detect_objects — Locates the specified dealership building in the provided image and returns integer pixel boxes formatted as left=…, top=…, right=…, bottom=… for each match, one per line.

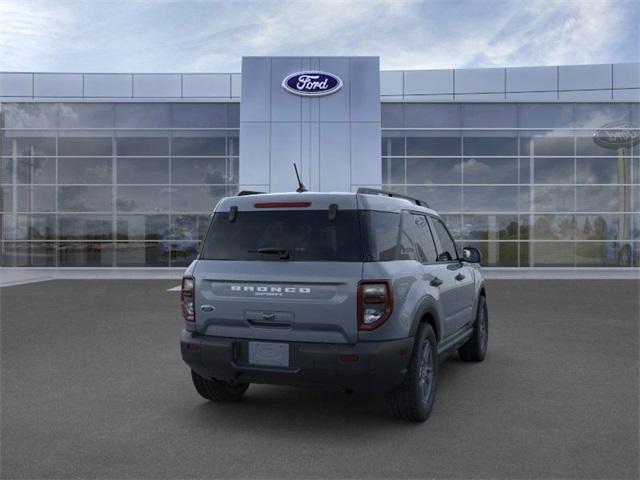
left=0, top=57, right=638, bottom=270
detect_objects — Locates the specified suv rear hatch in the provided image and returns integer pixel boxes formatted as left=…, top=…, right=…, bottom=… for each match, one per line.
left=193, top=194, right=363, bottom=344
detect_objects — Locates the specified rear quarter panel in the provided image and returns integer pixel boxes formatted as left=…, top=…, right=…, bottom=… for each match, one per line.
left=359, top=260, right=439, bottom=342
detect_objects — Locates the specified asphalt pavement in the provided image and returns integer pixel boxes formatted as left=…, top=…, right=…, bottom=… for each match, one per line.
left=1, top=279, right=638, bottom=479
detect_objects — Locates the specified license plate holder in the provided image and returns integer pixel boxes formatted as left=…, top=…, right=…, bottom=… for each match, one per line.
left=248, top=341, right=289, bottom=367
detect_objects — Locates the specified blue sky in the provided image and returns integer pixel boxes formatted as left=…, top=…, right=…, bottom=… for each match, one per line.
left=0, top=0, right=638, bottom=72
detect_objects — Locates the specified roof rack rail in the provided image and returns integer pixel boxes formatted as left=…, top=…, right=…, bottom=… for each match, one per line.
left=237, top=190, right=266, bottom=196
left=356, top=187, right=429, bottom=208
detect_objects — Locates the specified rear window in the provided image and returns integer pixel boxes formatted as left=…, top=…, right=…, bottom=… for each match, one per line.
left=200, top=210, right=364, bottom=261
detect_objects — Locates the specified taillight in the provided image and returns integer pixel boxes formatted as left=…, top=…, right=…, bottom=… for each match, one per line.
left=181, top=275, right=195, bottom=322
left=357, top=280, right=393, bottom=330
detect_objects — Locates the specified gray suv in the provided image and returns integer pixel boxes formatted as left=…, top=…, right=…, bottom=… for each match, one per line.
left=180, top=188, right=488, bottom=422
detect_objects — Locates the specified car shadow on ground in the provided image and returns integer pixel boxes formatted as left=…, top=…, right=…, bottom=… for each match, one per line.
left=184, top=356, right=470, bottom=434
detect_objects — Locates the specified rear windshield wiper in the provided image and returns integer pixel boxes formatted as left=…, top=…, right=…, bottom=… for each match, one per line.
left=248, top=247, right=290, bottom=260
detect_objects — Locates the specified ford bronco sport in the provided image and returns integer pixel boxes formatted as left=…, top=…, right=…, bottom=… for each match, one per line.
left=180, top=188, right=488, bottom=422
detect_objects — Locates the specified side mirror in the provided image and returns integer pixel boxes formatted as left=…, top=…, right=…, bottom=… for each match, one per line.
left=462, top=247, right=482, bottom=264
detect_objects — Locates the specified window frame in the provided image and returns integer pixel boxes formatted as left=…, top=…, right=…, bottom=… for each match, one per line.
left=403, top=210, right=439, bottom=265
left=428, top=215, right=460, bottom=263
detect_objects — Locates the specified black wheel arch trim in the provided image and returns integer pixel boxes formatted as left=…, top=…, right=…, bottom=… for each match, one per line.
left=409, top=295, right=443, bottom=342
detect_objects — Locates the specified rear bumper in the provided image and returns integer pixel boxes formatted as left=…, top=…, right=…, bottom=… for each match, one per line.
left=181, top=330, right=414, bottom=394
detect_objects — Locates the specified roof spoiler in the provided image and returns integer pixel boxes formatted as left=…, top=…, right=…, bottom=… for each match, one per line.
left=356, top=187, right=429, bottom=208
left=236, top=190, right=266, bottom=196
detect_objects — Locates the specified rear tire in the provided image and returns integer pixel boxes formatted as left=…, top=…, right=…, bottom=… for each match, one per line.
left=458, top=295, right=488, bottom=362
left=191, top=370, right=249, bottom=402
left=384, top=324, right=438, bottom=422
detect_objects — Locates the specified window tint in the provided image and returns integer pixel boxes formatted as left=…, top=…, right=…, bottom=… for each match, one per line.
left=414, top=215, right=439, bottom=262
left=401, top=213, right=438, bottom=263
left=431, top=218, right=458, bottom=261
left=360, top=211, right=400, bottom=261
left=201, top=210, right=363, bottom=262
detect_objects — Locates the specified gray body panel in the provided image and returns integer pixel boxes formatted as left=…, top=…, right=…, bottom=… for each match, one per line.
left=182, top=191, right=486, bottom=391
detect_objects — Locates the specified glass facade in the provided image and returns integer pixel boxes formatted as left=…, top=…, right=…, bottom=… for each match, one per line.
left=1, top=100, right=638, bottom=268
left=382, top=103, right=639, bottom=267
left=0, top=103, right=239, bottom=267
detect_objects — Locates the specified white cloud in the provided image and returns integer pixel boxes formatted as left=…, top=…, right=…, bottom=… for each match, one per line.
left=0, top=0, right=637, bottom=72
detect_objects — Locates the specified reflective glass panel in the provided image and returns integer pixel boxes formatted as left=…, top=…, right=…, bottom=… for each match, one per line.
left=169, top=214, right=211, bottom=241
left=171, top=104, right=228, bottom=128
left=382, top=158, right=405, bottom=184
left=461, top=104, right=517, bottom=128
left=169, top=241, right=200, bottom=267
left=533, top=186, right=575, bottom=212
left=463, top=186, right=519, bottom=212
left=462, top=214, right=519, bottom=240
left=576, top=186, right=628, bottom=212
left=520, top=135, right=574, bottom=156
left=576, top=157, right=630, bottom=184
left=17, top=186, right=56, bottom=212
left=171, top=186, right=228, bottom=212
left=2, top=214, right=56, bottom=240
left=114, top=104, right=171, bottom=128
left=381, top=134, right=404, bottom=156
left=58, top=158, right=112, bottom=184
left=116, top=157, right=169, bottom=184
left=517, top=104, right=573, bottom=129
left=2, top=242, right=56, bottom=266
left=116, top=242, right=169, bottom=267
left=381, top=104, right=404, bottom=128
left=533, top=158, right=575, bottom=184
left=171, top=158, right=228, bottom=184
left=406, top=158, right=461, bottom=184
left=463, top=137, right=518, bottom=156
left=406, top=134, right=460, bottom=156
left=573, top=104, right=631, bottom=128
left=116, top=136, right=168, bottom=156
left=16, top=157, right=56, bottom=184
left=530, top=241, right=575, bottom=266
left=2, top=104, right=59, bottom=128
left=58, top=137, right=112, bottom=156
left=0, top=158, right=12, bottom=184
left=58, top=186, right=111, bottom=212
left=405, top=104, right=461, bottom=128
left=59, top=104, right=114, bottom=128
left=462, top=158, right=518, bottom=184
left=116, top=186, right=170, bottom=213
left=58, top=215, right=112, bottom=240
left=116, top=214, right=169, bottom=241
left=171, top=136, right=226, bottom=156
left=575, top=242, right=632, bottom=267
left=441, top=214, right=462, bottom=240
left=1, top=136, right=56, bottom=156
left=462, top=241, right=518, bottom=267
left=405, top=186, right=462, bottom=212
left=1, top=186, right=12, bottom=211
left=58, top=242, right=114, bottom=267
left=533, top=214, right=576, bottom=240
left=576, top=136, right=624, bottom=157
left=576, top=214, right=632, bottom=241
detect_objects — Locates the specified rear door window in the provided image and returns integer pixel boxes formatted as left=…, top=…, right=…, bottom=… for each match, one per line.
left=200, top=210, right=363, bottom=261
left=407, top=213, right=438, bottom=263
left=430, top=217, right=459, bottom=262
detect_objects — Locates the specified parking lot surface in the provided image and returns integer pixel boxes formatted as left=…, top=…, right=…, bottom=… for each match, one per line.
left=1, top=279, right=638, bottom=479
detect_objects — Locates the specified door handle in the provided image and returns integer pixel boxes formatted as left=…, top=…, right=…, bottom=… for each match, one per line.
left=455, top=273, right=466, bottom=281
left=429, top=277, right=443, bottom=287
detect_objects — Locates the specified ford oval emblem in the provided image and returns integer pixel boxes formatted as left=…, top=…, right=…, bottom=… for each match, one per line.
left=282, top=71, right=343, bottom=97
left=593, top=121, right=639, bottom=149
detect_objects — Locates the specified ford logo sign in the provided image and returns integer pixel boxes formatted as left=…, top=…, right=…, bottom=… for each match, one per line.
left=282, top=71, right=343, bottom=97
left=593, top=121, right=639, bottom=149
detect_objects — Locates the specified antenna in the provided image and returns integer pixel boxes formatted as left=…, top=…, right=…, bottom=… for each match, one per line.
left=293, top=163, right=308, bottom=193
